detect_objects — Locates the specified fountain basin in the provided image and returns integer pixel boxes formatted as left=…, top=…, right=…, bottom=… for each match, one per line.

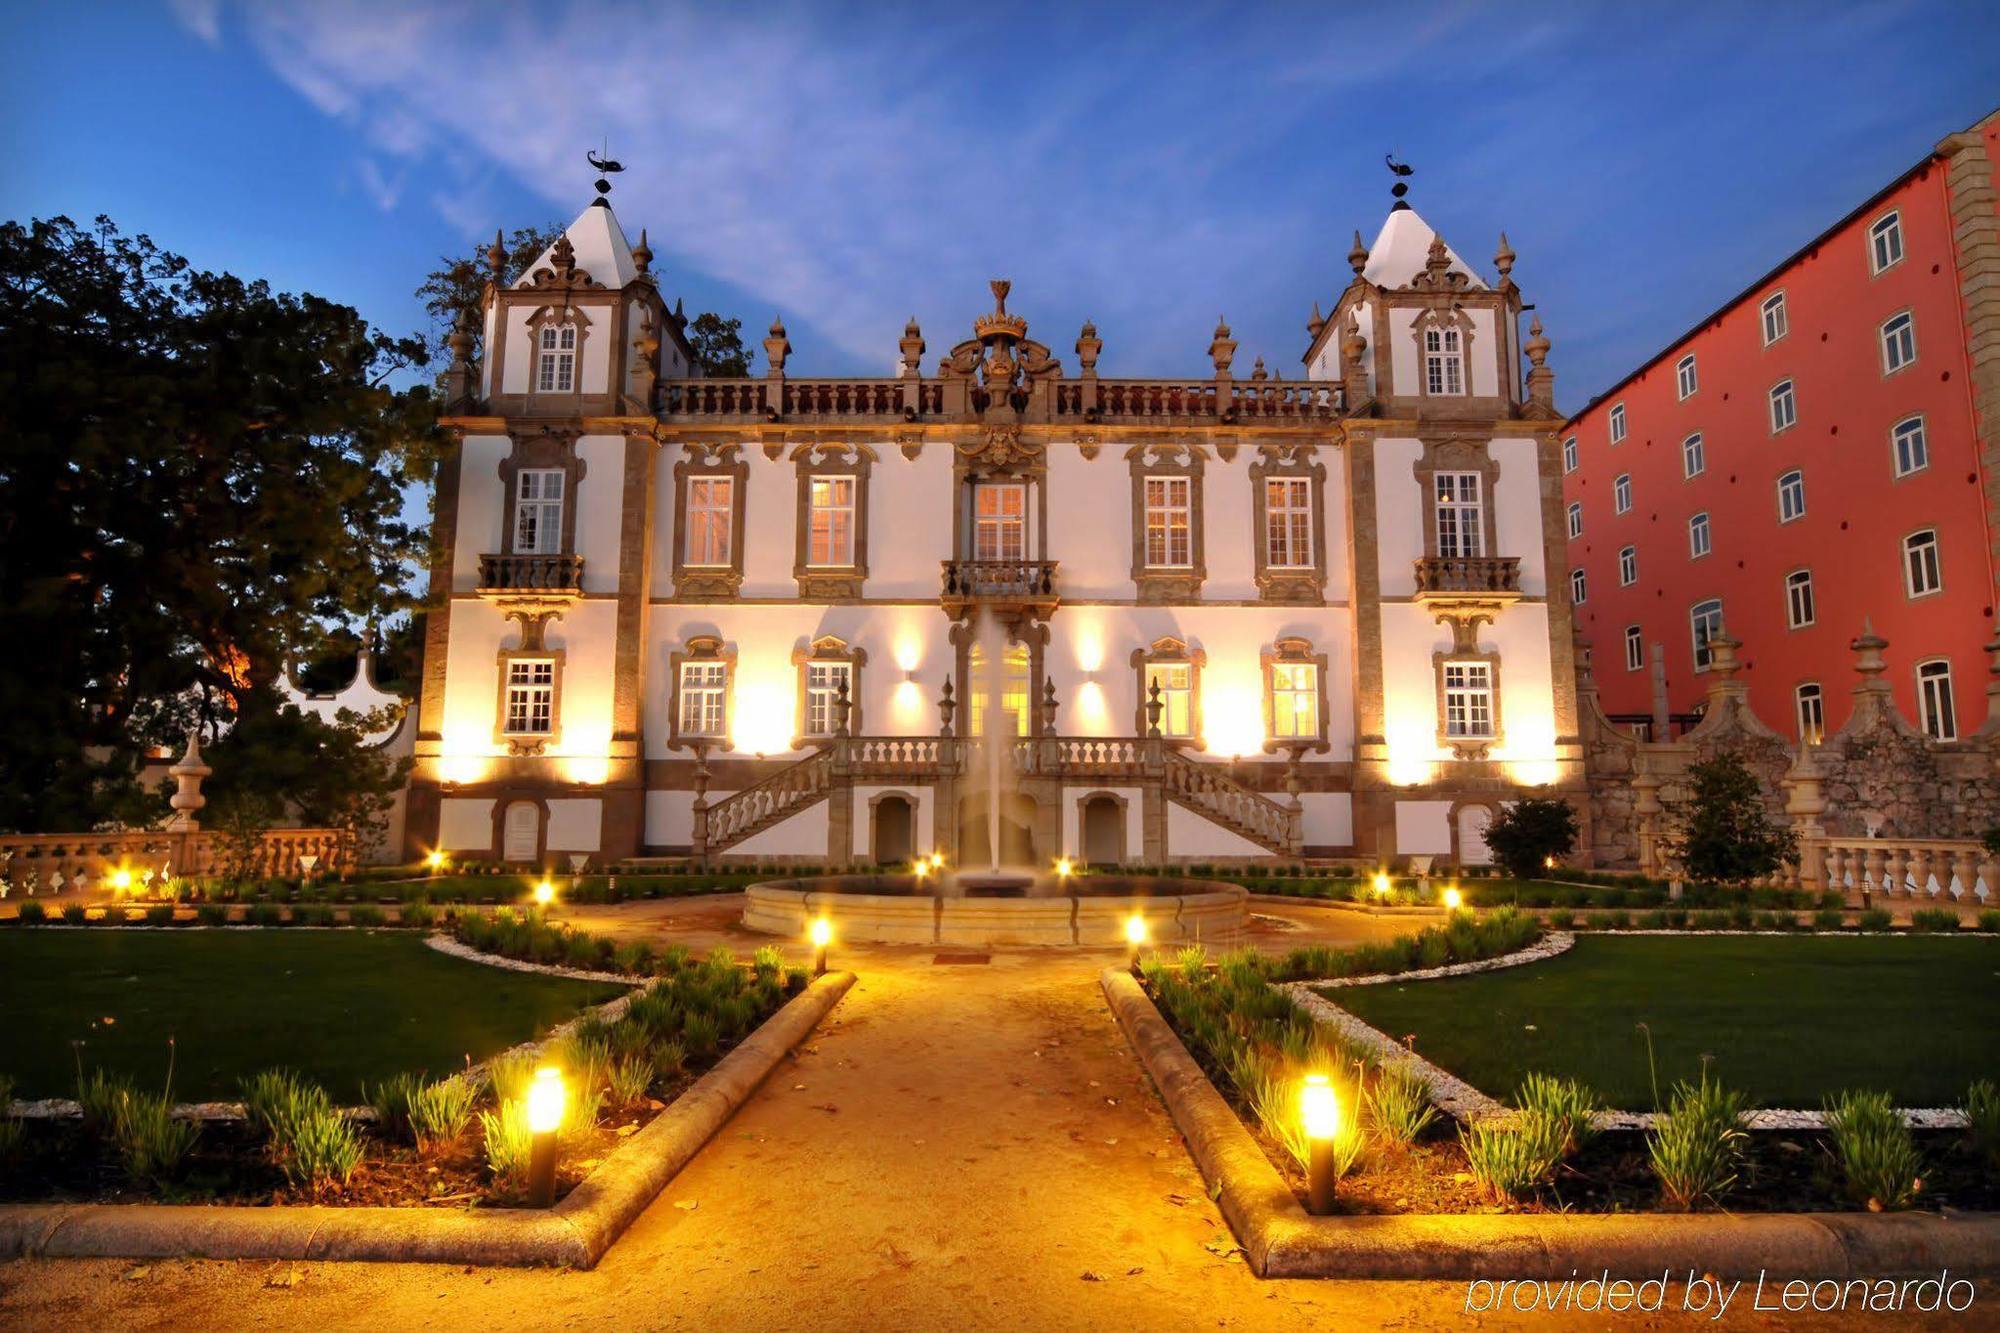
left=742, top=875, right=1248, bottom=948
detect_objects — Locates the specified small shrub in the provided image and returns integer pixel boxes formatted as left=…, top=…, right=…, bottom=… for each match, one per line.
left=0, top=1075, right=22, bottom=1160
left=241, top=1069, right=333, bottom=1157
left=1648, top=1071, right=1749, bottom=1210
left=681, top=1013, right=719, bottom=1060
left=616, top=941, right=657, bottom=975
left=1857, top=908, right=1894, bottom=933
left=365, top=1071, right=422, bottom=1143
left=1176, top=943, right=1208, bottom=981
left=1603, top=909, right=1631, bottom=930
left=650, top=1039, right=687, bottom=1082
left=63, top=903, right=90, bottom=925
left=247, top=903, right=281, bottom=927
left=1482, top=797, right=1579, bottom=880
left=196, top=903, right=228, bottom=927
left=1692, top=909, right=1730, bottom=931
left=144, top=904, right=175, bottom=926
left=76, top=1067, right=133, bottom=1134
left=294, top=904, right=335, bottom=928
left=1823, top=1089, right=1923, bottom=1211
left=478, top=1099, right=534, bottom=1187
left=1812, top=908, right=1846, bottom=932
left=484, top=1050, right=538, bottom=1104
left=1546, top=909, right=1574, bottom=931
left=1367, top=1061, right=1437, bottom=1149
left=401, top=901, right=436, bottom=930
left=1459, top=1119, right=1558, bottom=1202
left=348, top=903, right=386, bottom=928
left=1908, top=908, right=1958, bottom=934
left=1960, top=1080, right=2000, bottom=1172
left=608, top=1056, right=652, bottom=1107
left=281, top=1104, right=363, bottom=1196
left=1978, top=909, right=2000, bottom=935
left=16, top=901, right=47, bottom=925
left=1636, top=909, right=1667, bottom=930
left=112, top=1089, right=198, bottom=1187
left=1517, top=1072, right=1601, bottom=1159
left=408, top=1075, right=478, bottom=1157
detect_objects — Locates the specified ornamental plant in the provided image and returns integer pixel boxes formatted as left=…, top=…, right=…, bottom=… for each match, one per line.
left=1481, top=797, right=1579, bottom=880
left=408, top=1075, right=478, bottom=1157
left=1648, top=1069, right=1749, bottom=1210
left=1659, top=753, right=1798, bottom=883
left=1823, top=1089, right=1923, bottom=1211
left=1960, top=1080, right=2000, bottom=1172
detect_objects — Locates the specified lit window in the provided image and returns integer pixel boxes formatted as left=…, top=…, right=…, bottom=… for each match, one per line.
left=1682, top=433, right=1705, bottom=479
left=1688, top=511, right=1712, bottom=558
left=1434, top=472, right=1484, bottom=558
left=1690, top=599, right=1723, bottom=672
left=685, top=476, right=735, bottom=566
left=1917, top=660, right=1956, bottom=741
left=807, top=475, right=856, bottom=567
left=1777, top=469, right=1806, bottom=523
left=1264, top=477, right=1313, bottom=568
left=1424, top=325, right=1464, bottom=395
left=1608, top=402, right=1627, bottom=444
left=1795, top=682, right=1824, bottom=745
left=1268, top=661, right=1318, bottom=740
left=1892, top=416, right=1928, bottom=477
left=1613, top=473, right=1632, bottom=514
left=967, top=643, right=1030, bottom=738
left=1146, top=662, right=1194, bottom=738
left=1675, top=354, right=1697, bottom=400
left=1880, top=311, right=1916, bottom=374
left=514, top=469, right=565, bottom=555
left=677, top=661, right=728, bottom=738
left=1569, top=568, right=1587, bottom=604
left=1623, top=625, right=1644, bottom=672
left=1761, top=291, right=1788, bottom=345
left=1562, top=436, right=1578, bottom=473
left=1769, top=380, right=1797, bottom=433
left=974, top=483, right=1026, bottom=561
left=1143, top=475, right=1193, bottom=568
left=803, top=660, right=852, bottom=737
left=1618, top=545, right=1637, bottom=586
left=503, top=659, right=555, bottom=736
left=1785, top=569, right=1815, bottom=629
left=1442, top=661, right=1495, bottom=739
left=1566, top=501, right=1582, bottom=540
left=1869, top=211, right=1904, bottom=274
left=536, top=323, right=576, bottom=393
left=1903, top=529, right=1941, bottom=597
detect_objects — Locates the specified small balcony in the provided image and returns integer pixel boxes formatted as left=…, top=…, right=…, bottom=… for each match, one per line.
left=940, top=559, right=1059, bottom=621
left=1412, top=555, right=1522, bottom=610
left=477, top=553, right=585, bottom=602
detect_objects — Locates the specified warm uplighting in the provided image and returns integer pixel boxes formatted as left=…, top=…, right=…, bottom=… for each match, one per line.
left=534, top=879, right=556, bottom=907
left=1300, top=1072, right=1342, bottom=1215
left=1371, top=872, right=1391, bottom=897
left=424, top=850, right=447, bottom=873
left=1054, top=856, right=1074, bottom=880
left=110, top=868, right=133, bottom=895
left=731, top=680, right=795, bottom=756
left=911, top=858, right=930, bottom=880
left=1124, top=912, right=1148, bottom=947
left=438, top=752, right=494, bottom=786
left=928, top=852, right=945, bottom=871
left=1543, top=856, right=1557, bottom=871
left=561, top=753, right=611, bottom=786
left=1442, top=886, right=1463, bottom=911
left=525, top=1065, right=565, bottom=1208
left=809, top=916, right=832, bottom=975
left=1201, top=687, right=1264, bottom=759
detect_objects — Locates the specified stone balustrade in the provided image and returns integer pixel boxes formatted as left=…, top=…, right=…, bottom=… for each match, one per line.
left=0, top=828, right=354, bottom=896
left=1814, top=836, right=1996, bottom=904
left=476, top=552, right=585, bottom=595
left=1413, top=555, right=1523, bottom=596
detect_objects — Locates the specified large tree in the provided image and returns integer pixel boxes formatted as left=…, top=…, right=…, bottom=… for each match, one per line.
left=0, top=215, right=440, bottom=831
left=417, top=225, right=750, bottom=377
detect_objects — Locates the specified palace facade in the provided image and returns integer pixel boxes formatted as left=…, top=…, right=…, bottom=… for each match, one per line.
left=408, top=191, right=1584, bottom=869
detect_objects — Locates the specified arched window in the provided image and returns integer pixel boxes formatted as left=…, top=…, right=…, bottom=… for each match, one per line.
left=1769, top=379, right=1797, bottom=433
left=1869, top=211, right=1904, bottom=273
left=1760, top=291, right=1788, bottom=345
left=1891, top=416, right=1927, bottom=477
left=1794, top=682, right=1824, bottom=745
left=1682, top=432, right=1704, bottom=478
left=1777, top=469, right=1805, bottom=523
left=1916, top=660, right=1955, bottom=740
left=1880, top=311, right=1916, bottom=374
left=1784, top=569, right=1815, bottom=629
left=1903, top=529, right=1941, bottom=597
left=1675, top=353, right=1697, bottom=400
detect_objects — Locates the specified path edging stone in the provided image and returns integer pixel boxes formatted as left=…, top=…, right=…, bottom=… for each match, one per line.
left=1100, top=968, right=2000, bottom=1280
left=0, top=972, right=854, bottom=1268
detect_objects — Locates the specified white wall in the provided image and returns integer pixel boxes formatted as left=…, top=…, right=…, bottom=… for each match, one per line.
left=1489, top=436, right=1546, bottom=595
left=453, top=435, right=511, bottom=593
left=574, top=435, right=627, bottom=594
left=1301, top=793, right=1352, bottom=847
left=545, top=798, right=603, bottom=853
left=439, top=798, right=495, bottom=851
left=1377, top=601, right=1558, bottom=786
left=1060, top=784, right=1142, bottom=859
left=1394, top=799, right=1453, bottom=854
left=1166, top=803, right=1270, bottom=857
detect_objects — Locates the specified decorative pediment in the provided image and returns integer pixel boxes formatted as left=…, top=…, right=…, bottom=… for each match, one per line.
left=956, top=424, right=1043, bottom=472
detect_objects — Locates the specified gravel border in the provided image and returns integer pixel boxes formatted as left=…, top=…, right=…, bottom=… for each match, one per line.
left=1282, top=934, right=1973, bottom=1131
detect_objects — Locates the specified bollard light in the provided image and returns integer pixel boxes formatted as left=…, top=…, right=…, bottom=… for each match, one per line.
left=809, top=916, right=832, bottom=976
left=425, top=850, right=446, bottom=874
left=533, top=879, right=556, bottom=908
left=1124, top=911, right=1148, bottom=968
left=1371, top=872, right=1391, bottom=898
left=928, top=852, right=945, bottom=872
left=1055, top=856, right=1074, bottom=881
left=912, top=858, right=930, bottom=882
left=1442, top=885, right=1463, bottom=912
left=1543, top=855, right=1557, bottom=871
left=1300, top=1072, right=1341, bottom=1215
left=525, top=1065, right=566, bottom=1207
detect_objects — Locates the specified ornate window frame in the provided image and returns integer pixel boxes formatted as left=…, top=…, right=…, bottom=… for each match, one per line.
left=524, top=305, right=594, bottom=402
left=1260, top=635, right=1329, bottom=754
left=792, top=634, right=867, bottom=747
left=498, top=430, right=587, bottom=557
left=494, top=646, right=565, bottom=756
left=1434, top=650, right=1503, bottom=759
left=791, top=442, right=875, bottom=599
left=668, top=634, right=736, bottom=751
left=1412, top=438, right=1499, bottom=559
left=1410, top=307, right=1475, bottom=398
left=1126, top=442, right=1207, bottom=602
left=672, top=444, right=750, bottom=600
left=1249, top=443, right=1328, bottom=604
left=1129, top=636, right=1205, bottom=746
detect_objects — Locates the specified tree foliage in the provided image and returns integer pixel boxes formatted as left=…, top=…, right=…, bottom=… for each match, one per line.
left=0, top=215, right=438, bottom=831
left=1661, top=753, right=1799, bottom=883
left=203, top=684, right=410, bottom=845
left=686, top=311, right=751, bottom=376
left=1482, top=797, right=1580, bottom=880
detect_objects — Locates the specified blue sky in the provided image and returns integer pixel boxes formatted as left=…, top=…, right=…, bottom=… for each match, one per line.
left=3, top=2, right=1997, bottom=412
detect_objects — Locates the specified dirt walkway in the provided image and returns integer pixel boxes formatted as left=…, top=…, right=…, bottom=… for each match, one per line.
left=1, top=913, right=1980, bottom=1329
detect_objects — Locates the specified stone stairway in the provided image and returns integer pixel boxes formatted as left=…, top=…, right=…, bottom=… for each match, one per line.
left=1161, top=749, right=1297, bottom=855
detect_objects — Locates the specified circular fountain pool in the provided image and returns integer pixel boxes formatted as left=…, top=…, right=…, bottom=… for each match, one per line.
left=742, top=874, right=1248, bottom=947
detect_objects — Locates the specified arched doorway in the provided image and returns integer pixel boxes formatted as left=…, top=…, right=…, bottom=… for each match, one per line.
left=871, top=793, right=915, bottom=867
left=501, top=801, right=540, bottom=863
left=956, top=792, right=1037, bottom=868
left=1081, top=794, right=1125, bottom=867
left=1456, top=804, right=1495, bottom=867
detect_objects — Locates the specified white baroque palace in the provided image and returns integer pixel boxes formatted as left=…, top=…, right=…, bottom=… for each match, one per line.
left=410, top=192, right=1583, bottom=869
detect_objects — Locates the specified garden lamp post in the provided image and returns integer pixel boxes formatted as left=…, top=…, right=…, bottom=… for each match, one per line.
left=534, top=878, right=556, bottom=909
left=1442, top=885, right=1463, bottom=912
left=1300, top=1072, right=1341, bottom=1215
left=810, top=916, right=832, bottom=976
left=425, top=850, right=446, bottom=876
left=525, top=1065, right=566, bottom=1208
left=1124, top=912, right=1148, bottom=968
left=1371, top=872, right=1391, bottom=900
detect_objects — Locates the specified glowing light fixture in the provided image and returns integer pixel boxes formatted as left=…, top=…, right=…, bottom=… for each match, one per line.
left=928, top=852, right=945, bottom=872
left=1543, top=855, right=1557, bottom=871
left=809, top=916, right=832, bottom=975
left=110, top=868, right=133, bottom=895
left=525, top=1065, right=566, bottom=1207
left=1300, top=1072, right=1342, bottom=1214
left=1371, top=873, right=1391, bottom=898
left=425, top=850, right=446, bottom=873
left=1442, top=886, right=1464, bottom=912
left=1123, top=911, right=1148, bottom=967
left=534, top=879, right=556, bottom=907
left=1055, top=856, right=1074, bottom=880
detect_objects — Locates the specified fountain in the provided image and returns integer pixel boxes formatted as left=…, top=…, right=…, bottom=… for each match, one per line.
left=741, top=611, right=1247, bottom=946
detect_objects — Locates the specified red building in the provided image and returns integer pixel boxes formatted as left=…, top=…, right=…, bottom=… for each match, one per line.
left=1563, top=108, right=2000, bottom=744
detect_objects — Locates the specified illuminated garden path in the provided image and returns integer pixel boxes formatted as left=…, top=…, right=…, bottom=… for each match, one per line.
left=0, top=901, right=1960, bottom=1329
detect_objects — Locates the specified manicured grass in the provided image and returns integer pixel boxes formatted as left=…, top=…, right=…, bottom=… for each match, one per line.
left=0, top=931, right=625, bottom=1102
left=1328, top=935, right=2000, bottom=1110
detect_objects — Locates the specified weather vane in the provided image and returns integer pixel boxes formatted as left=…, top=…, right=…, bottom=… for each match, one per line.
left=1386, top=153, right=1413, bottom=212
left=587, top=142, right=624, bottom=208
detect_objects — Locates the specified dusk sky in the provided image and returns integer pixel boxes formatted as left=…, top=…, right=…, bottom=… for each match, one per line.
left=4, top=2, right=1998, bottom=412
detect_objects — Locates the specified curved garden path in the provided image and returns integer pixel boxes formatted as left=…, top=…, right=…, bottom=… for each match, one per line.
left=0, top=899, right=1970, bottom=1329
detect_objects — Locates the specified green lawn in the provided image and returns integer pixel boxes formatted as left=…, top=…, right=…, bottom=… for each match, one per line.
left=0, top=931, right=626, bottom=1102
left=1328, top=936, right=2000, bottom=1110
